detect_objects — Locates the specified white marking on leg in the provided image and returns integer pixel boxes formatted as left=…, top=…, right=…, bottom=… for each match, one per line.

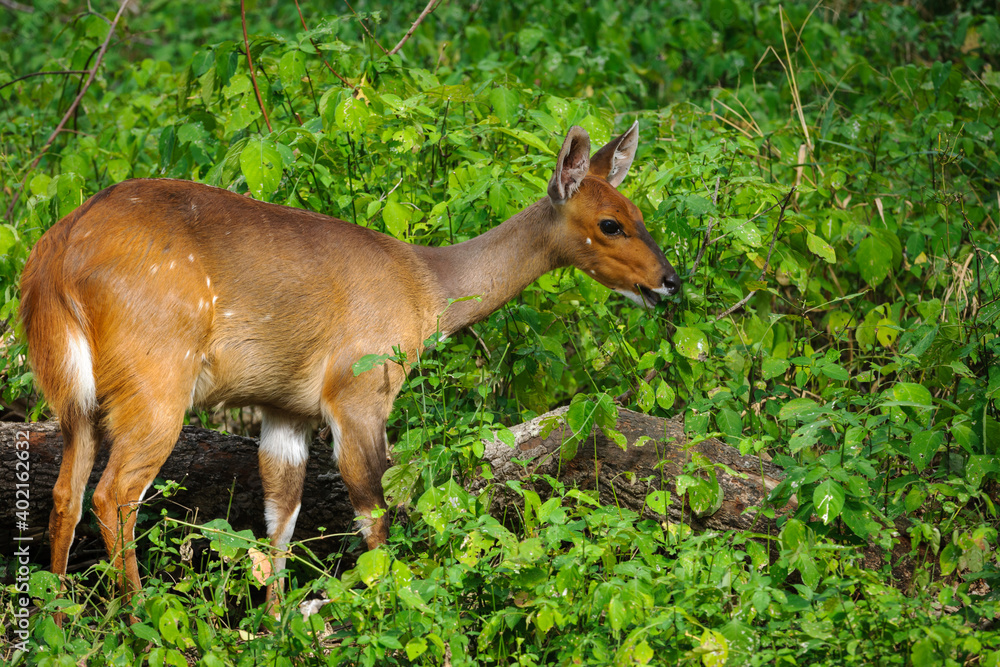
left=320, top=411, right=343, bottom=461
left=65, top=329, right=97, bottom=413
left=259, top=413, right=310, bottom=467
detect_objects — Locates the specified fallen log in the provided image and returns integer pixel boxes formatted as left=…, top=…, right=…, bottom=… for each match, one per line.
left=0, top=408, right=789, bottom=568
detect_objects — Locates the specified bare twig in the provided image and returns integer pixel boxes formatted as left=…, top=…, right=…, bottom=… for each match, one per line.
left=344, top=0, right=389, bottom=55
left=4, top=0, right=131, bottom=222
left=292, top=0, right=355, bottom=91
left=240, top=0, right=272, bottom=133
left=690, top=177, right=721, bottom=275
left=388, top=0, right=441, bottom=56
left=0, top=70, right=91, bottom=94
left=714, top=187, right=796, bottom=322
left=0, top=0, right=33, bottom=12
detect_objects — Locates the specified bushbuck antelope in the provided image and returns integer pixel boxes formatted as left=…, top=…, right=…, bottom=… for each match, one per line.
left=20, top=122, right=680, bottom=614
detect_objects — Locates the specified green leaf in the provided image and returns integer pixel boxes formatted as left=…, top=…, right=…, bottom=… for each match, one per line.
left=132, top=622, right=161, bottom=643
left=490, top=86, right=520, bottom=126
left=761, top=357, right=789, bottom=380
left=382, top=200, right=412, bottom=238
left=355, top=548, right=390, bottom=586
left=673, top=327, right=709, bottom=360
left=405, top=638, right=428, bottom=660
left=806, top=231, right=836, bottom=263
left=497, top=127, right=555, bottom=156
left=352, top=352, right=391, bottom=376
left=716, top=408, right=742, bottom=440
left=813, top=479, right=845, bottom=524
left=778, top=397, right=823, bottom=422
left=655, top=379, right=676, bottom=410
left=645, top=489, right=670, bottom=515
left=382, top=463, right=419, bottom=506
left=240, top=137, right=283, bottom=199
left=856, top=235, right=891, bottom=288
left=909, top=431, right=944, bottom=472
left=278, top=50, right=306, bottom=84
left=636, top=379, right=654, bottom=412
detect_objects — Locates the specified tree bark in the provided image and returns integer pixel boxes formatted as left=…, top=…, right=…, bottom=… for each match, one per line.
left=0, top=408, right=790, bottom=567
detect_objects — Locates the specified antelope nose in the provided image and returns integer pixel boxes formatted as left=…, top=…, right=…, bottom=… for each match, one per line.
left=662, top=269, right=681, bottom=296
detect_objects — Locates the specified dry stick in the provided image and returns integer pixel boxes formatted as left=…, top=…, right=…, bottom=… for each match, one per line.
left=240, top=0, right=272, bottom=133
left=292, top=0, right=355, bottom=91
left=344, top=0, right=389, bottom=55
left=714, top=187, right=797, bottom=322
left=4, top=0, right=131, bottom=222
left=388, top=0, right=441, bottom=56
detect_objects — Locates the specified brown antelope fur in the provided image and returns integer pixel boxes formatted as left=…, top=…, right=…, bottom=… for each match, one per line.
left=20, top=122, right=680, bottom=617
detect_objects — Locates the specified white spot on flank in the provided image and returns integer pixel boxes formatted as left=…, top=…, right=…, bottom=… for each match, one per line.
left=212, top=295, right=218, bottom=305
left=198, top=299, right=205, bottom=311
left=184, top=350, right=192, bottom=360
left=259, top=412, right=310, bottom=467
left=65, top=328, right=97, bottom=413
left=188, top=254, right=195, bottom=262
left=169, top=260, right=176, bottom=270
left=206, top=277, right=211, bottom=288
left=130, top=197, right=141, bottom=203
left=586, top=237, right=592, bottom=245
left=150, top=264, right=159, bottom=274
left=223, top=311, right=233, bottom=318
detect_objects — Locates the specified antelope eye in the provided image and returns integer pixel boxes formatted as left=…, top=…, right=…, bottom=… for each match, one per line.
left=599, top=219, right=623, bottom=236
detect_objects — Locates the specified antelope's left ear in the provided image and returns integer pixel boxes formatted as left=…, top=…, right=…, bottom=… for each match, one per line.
left=588, top=120, right=639, bottom=188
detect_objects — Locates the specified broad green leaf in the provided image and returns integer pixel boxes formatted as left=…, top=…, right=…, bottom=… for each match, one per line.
left=497, top=127, right=555, bottom=155
left=715, top=408, right=742, bottom=440
left=352, top=352, right=391, bottom=376
left=909, top=431, right=944, bottom=472
left=279, top=50, right=306, bottom=85
left=355, top=548, right=390, bottom=586
left=645, top=489, right=670, bottom=515
left=761, top=357, right=789, bottom=380
left=813, top=479, right=845, bottom=524
left=382, top=200, right=412, bottom=238
left=778, top=397, right=823, bottom=421
left=240, top=138, right=283, bottom=199
left=674, top=327, right=709, bottom=360
left=382, top=462, right=419, bottom=506
left=490, top=86, right=520, bottom=126
left=636, top=379, right=655, bottom=412
left=856, top=235, right=891, bottom=287
left=806, top=231, right=836, bottom=263
left=655, top=379, right=676, bottom=410
left=0, top=225, right=15, bottom=256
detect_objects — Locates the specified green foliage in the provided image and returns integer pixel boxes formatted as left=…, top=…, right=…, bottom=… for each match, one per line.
left=2, top=0, right=999, bottom=664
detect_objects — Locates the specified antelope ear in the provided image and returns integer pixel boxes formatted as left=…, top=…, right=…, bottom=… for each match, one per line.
left=588, top=121, right=639, bottom=188
left=548, top=126, right=591, bottom=204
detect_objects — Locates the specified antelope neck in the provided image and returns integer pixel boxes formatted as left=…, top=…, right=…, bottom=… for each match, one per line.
left=416, top=199, right=567, bottom=334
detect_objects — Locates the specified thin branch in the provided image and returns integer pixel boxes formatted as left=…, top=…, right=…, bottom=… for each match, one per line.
left=0, top=0, right=33, bottom=12
left=714, top=187, right=796, bottom=322
left=240, top=0, right=272, bottom=133
left=344, top=0, right=388, bottom=55
left=689, top=177, right=721, bottom=275
left=0, top=70, right=91, bottom=93
left=4, top=0, right=131, bottom=221
left=293, top=0, right=354, bottom=90
left=388, top=0, right=441, bottom=56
